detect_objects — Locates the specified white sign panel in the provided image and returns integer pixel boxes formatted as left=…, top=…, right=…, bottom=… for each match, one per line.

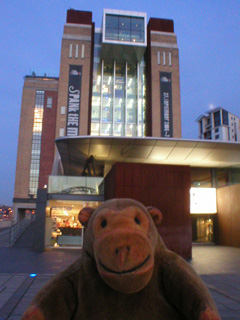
left=190, top=188, right=217, bottom=214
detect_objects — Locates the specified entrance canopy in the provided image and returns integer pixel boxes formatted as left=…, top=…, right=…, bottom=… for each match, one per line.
left=55, top=136, right=240, bottom=176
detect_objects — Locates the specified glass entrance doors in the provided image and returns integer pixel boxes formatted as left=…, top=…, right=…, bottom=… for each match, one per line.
left=192, top=216, right=214, bottom=243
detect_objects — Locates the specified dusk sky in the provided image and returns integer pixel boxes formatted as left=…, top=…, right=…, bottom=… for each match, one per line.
left=0, top=0, right=239, bottom=205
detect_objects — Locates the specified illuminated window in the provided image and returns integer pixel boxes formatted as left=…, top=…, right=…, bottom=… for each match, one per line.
left=190, top=188, right=217, bottom=214
left=29, top=91, right=44, bottom=197
left=91, top=32, right=146, bottom=137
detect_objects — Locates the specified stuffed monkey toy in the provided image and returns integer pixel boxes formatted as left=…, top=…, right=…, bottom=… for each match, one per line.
left=22, top=198, right=221, bottom=320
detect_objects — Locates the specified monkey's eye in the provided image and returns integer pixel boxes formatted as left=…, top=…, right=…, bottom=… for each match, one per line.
left=134, top=217, right=141, bottom=225
left=101, top=219, right=107, bottom=228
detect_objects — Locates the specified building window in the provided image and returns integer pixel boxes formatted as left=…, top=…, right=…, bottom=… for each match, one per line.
left=163, top=52, right=166, bottom=66
left=59, top=128, right=65, bottom=137
left=157, top=51, right=160, bottom=65
left=61, top=106, right=66, bottom=115
left=222, top=109, right=229, bottom=125
left=75, top=44, right=79, bottom=58
left=105, top=14, right=144, bottom=43
left=81, top=45, right=85, bottom=59
left=69, top=44, right=72, bottom=58
left=29, top=90, right=44, bottom=197
left=47, top=97, right=52, bottom=108
left=215, top=128, right=219, bottom=133
left=213, top=111, right=220, bottom=127
left=169, top=52, right=172, bottom=66
left=215, top=134, right=219, bottom=139
left=91, top=55, right=146, bottom=137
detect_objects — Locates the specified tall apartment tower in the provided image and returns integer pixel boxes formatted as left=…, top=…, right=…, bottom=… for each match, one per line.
left=197, top=107, right=240, bottom=141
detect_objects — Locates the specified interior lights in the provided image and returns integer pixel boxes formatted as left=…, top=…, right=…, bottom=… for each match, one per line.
left=190, top=188, right=217, bottom=214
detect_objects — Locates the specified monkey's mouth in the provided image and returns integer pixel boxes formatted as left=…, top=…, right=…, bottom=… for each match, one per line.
left=98, top=255, right=151, bottom=275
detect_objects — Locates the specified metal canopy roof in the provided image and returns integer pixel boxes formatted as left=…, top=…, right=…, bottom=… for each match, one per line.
left=55, top=136, right=240, bottom=176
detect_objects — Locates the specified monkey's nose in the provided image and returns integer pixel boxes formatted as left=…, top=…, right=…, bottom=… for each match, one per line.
left=115, top=246, right=130, bottom=255
left=115, top=246, right=130, bottom=269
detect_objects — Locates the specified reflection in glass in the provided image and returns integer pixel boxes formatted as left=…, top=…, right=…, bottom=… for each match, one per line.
left=105, top=14, right=144, bottom=43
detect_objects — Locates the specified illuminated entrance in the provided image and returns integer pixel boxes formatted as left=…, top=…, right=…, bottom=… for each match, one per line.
left=45, top=200, right=101, bottom=247
left=192, top=217, right=214, bottom=243
left=190, top=188, right=217, bottom=243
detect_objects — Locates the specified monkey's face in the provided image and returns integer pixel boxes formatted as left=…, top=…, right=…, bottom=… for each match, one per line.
left=92, top=206, right=154, bottom=294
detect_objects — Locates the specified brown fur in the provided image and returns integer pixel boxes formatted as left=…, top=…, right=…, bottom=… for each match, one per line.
left=21, top=198, right=221, bottom=320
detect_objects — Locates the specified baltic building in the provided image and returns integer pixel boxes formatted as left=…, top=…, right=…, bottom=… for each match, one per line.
left=13, top=9, right=240, bottom=258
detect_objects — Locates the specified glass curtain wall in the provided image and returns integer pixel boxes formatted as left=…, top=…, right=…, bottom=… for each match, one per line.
left=29, top=90, right=44, bottom=197
left=105, top=14, right=145, bottom=43
left=91, top=34, right=146, bottom=137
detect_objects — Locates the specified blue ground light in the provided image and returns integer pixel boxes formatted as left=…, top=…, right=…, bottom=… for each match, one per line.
left=30, top=274, right=37, bottom=277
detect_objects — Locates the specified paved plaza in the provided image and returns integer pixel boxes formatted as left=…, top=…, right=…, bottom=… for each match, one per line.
left=0, top=245, right=239, bottom=319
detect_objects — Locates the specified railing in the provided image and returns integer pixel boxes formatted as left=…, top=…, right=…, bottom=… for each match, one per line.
left=48, top=175, right=104, bottom=195
left=0, top=228, right=10, bottom=247
left=0, top=220, right=13, bottom=228
left=0, top=218, right=32, bottom=247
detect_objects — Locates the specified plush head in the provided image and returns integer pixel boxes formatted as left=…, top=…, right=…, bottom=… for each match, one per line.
left=79, top=198, right=163, bottom=294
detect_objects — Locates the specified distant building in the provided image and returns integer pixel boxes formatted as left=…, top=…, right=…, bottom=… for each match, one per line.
left=196, top=107, right=240, bottom=142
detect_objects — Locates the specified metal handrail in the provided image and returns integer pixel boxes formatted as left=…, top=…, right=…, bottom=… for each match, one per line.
left=0, top=218, right=31, bottom=247
left=9, top=218, right=31, bottom=246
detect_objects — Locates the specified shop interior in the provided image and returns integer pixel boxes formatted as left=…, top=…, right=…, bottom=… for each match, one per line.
left=45, top=200, right=101, bottom=247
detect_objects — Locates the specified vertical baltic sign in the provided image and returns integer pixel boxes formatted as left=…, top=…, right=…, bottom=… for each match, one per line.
left=160, top=72, right=173, bottom=137
left=66, top=65, right=82, bottom=136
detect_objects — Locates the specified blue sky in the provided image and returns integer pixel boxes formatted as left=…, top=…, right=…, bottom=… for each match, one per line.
left=0, top=0, right=239, bottom=205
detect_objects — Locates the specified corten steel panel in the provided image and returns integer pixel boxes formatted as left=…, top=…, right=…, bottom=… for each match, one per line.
left=124, top=163, right=133, bottom=186
left=104, top=162, right=192, bottom=259
left=38, top=91, right=58, bottom=189
left=167, top=167, right=175, bottom=187
left=116, top=163, right=124, bottom=186
left=132, top=163, right=141, bottom=186
left=104, top=165, right=116, bottom=200
left=132, top=186, right=141, bottom=202
left=217, top=184, right=240, bottom=247
left=149, top=166, right=160, bottom=187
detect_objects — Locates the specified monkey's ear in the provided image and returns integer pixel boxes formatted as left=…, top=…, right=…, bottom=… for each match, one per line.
left=147, top=206, right=162, bottom=227
left=78, top=207, right=95, bottom=227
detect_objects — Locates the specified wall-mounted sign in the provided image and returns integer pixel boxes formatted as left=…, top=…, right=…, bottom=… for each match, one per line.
left=190, top=188, right=217, bottom=214
left=160, top=72, right=173, bottom=137
left=66, top=65, right=82, bottom=136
